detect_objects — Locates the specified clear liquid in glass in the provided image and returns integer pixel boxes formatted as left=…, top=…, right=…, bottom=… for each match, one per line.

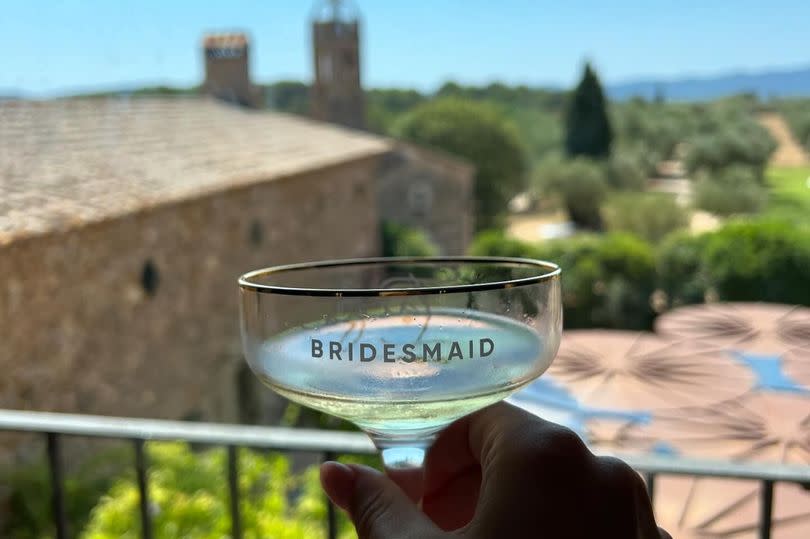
left=252, top=308, right=552, bottom=457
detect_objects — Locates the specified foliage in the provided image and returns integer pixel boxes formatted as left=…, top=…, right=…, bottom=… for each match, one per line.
left=81, top=443, right=358, bottom=539
left=540, top=158, right=608, bottom=229
left=381, top=221, right=439, bottom=257
left=604, top=150, right=648, bottom=190
left=775, top=98, right=810, bottom=150
left=469, top=232, right=657, bottom=330
left=366, top=88, right=426, bottom=134
left=765, top=166, right=810, bottom=224
left=393, top=97, right=527, bottom=230
left=435, top=81, right=565, bottom=112
left=2, top=445, right=132, bottom=539
left=263, top=81, right=310, bottom=115
left=611, top=99, right=696, bottom=160
left=657, top=219, right=810, bottom=308
left=603, top=192, right=689, bottom=242
left=684, top=117, right=776, bottom=179
left=565, top=63, right=613, bottom=159
left=468, top=229, right=540, bottom=259
left=505, top=107, right=564, bottom=167
left=656, top=231, right=713, bottom=307
left=702, top=219, right=810, bottom=305
left=693, top=165, right=767, bottom=215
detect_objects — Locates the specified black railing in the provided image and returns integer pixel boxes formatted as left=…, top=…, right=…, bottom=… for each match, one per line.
left=2, top=409, right=809, bottom=539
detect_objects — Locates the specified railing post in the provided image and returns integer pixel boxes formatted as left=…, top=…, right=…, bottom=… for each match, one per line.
left=134, top=439, right=153, bottom=539
left=759, top=480, right=773, bottom=539
left=323, top=451, right=338, bottom=539
left=227, top=445, right=242, bottom=539
left=644, top=472, right=656, bottom=503
left=46, top=433, right=68, bottom=539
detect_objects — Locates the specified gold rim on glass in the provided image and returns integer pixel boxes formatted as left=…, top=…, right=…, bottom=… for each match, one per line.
left=238, top=256, right=561, bottom=297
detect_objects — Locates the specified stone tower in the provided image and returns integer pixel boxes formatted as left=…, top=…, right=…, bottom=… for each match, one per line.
left=202, top=32, right=258, bottom=107
left=311, top=1, right=365, bottom=129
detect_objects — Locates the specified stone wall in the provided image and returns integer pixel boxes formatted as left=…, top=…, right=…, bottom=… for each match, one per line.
left=377, top=144, right=474, bottom=255
left=0, top=157, right=381, bottom=462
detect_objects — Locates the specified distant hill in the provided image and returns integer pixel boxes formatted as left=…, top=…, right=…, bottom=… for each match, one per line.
left=608, top=66, right=810, bottom=101
left=6, top=64, right=810, bottom=104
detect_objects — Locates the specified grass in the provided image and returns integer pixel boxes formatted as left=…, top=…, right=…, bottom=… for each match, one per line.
left=764, top=166, right=810, bottom=225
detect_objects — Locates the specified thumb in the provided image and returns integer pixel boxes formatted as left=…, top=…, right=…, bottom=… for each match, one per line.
left=321, top=462, right=443, bottom=539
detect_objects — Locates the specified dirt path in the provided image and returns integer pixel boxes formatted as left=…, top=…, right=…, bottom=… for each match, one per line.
left=758, top=112, right=809, bottom=167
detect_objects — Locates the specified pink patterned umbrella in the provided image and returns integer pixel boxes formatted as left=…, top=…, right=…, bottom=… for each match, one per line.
left=653, top=477, right=810, bottom=539
left=655, top=303, right=810, bottom=355
left=604, top=392, right=810, bottom=464
left=783, top=346, right=810, bottom=389
left=585, top=392, right=810, bottom=538
left=547, top=331, right=755, bottom=411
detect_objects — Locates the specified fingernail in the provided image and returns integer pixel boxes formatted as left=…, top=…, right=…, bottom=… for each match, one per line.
left=320, top=461, right=355, bottom=510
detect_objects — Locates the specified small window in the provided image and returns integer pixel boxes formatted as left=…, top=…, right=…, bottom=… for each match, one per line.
left=343, top=50, right=355, bottom=69
left=407, top=182, right=433, bottom=217
left=141, top=260, right=159, bottom=296
left=318, top=54, right=333, bottom=82
left=249, top=220, right=264, bottom=246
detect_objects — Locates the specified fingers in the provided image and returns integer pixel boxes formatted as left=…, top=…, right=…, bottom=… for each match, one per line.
left=385, top=465, right=424, bottom=504
left=320, top=461, right=355, bottom=511
left=592, top=456, right=663, bottom=539
left=321, top=462, right=443, bottom=539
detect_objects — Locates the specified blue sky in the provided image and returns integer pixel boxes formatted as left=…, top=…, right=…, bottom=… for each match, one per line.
left=2, top=0, right=809, bottom=96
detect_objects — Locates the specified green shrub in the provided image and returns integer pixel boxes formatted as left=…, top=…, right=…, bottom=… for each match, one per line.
left=81, top=443, right=358, bottom=539
left=656, top=231, right=713, bottom=307
left=2, top=445, right=132, bottom=539
left=693, top=165, right=767, bottom=215
left=541, top=234, right=657, bottom=329
left=393, top=98, right=527, bottom=230
left=542, top=158, right=608, bottom=230
left=468, top=229, right=539, bottom=259
left=657, top=219, right=810, bottom=308
left=603, top=192, right=688, bottom=242
left=381, top=222, right=439, bottom=257
left=604, top=151, right=648, bottom=191
left=470, top=232, right=657, bottom=329
left=685, top=119, right=776, bottom=179
left=703, top=220, right=810, bottom=305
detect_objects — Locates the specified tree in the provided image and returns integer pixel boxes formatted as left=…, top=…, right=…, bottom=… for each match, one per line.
left=565, top=63, right=613, bottom=159
left=684, top=118, right=776, bottom=180
left=263, top=81, right=310, bottom=115
left=539, top=158, right=608, bottom=230
left=393, top=98, right=527, bottom=230
left=693, top=165, right=767, bottom=215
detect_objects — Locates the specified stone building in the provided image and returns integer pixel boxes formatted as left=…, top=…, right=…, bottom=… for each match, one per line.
left=306, top=1, right=475, bottom=252
left=310, top=0, right=365, bottom=129
left=0, top=98, right=388, bottom=452
left=0, top=23, right=474, bottom=462
left=377, top=144, right=474, bottom=255
left=202, top=33, right=260, bottom=107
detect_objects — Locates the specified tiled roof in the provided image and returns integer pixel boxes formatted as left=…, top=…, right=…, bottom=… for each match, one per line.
left=0, top=97, right=391, bottom=244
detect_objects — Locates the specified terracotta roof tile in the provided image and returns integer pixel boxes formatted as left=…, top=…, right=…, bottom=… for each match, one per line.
left=0, top=97, right=390, bottom=244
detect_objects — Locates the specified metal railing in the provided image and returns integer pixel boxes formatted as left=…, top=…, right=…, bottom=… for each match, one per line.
left=1, top=409, right=809, bottom=539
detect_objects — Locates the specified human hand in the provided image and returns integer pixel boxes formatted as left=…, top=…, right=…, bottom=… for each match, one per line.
left=321, top=402, right=670, bottom=538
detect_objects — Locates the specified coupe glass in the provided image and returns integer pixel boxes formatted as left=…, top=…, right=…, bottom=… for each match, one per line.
left=239, top=257, right=562, bottom=469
